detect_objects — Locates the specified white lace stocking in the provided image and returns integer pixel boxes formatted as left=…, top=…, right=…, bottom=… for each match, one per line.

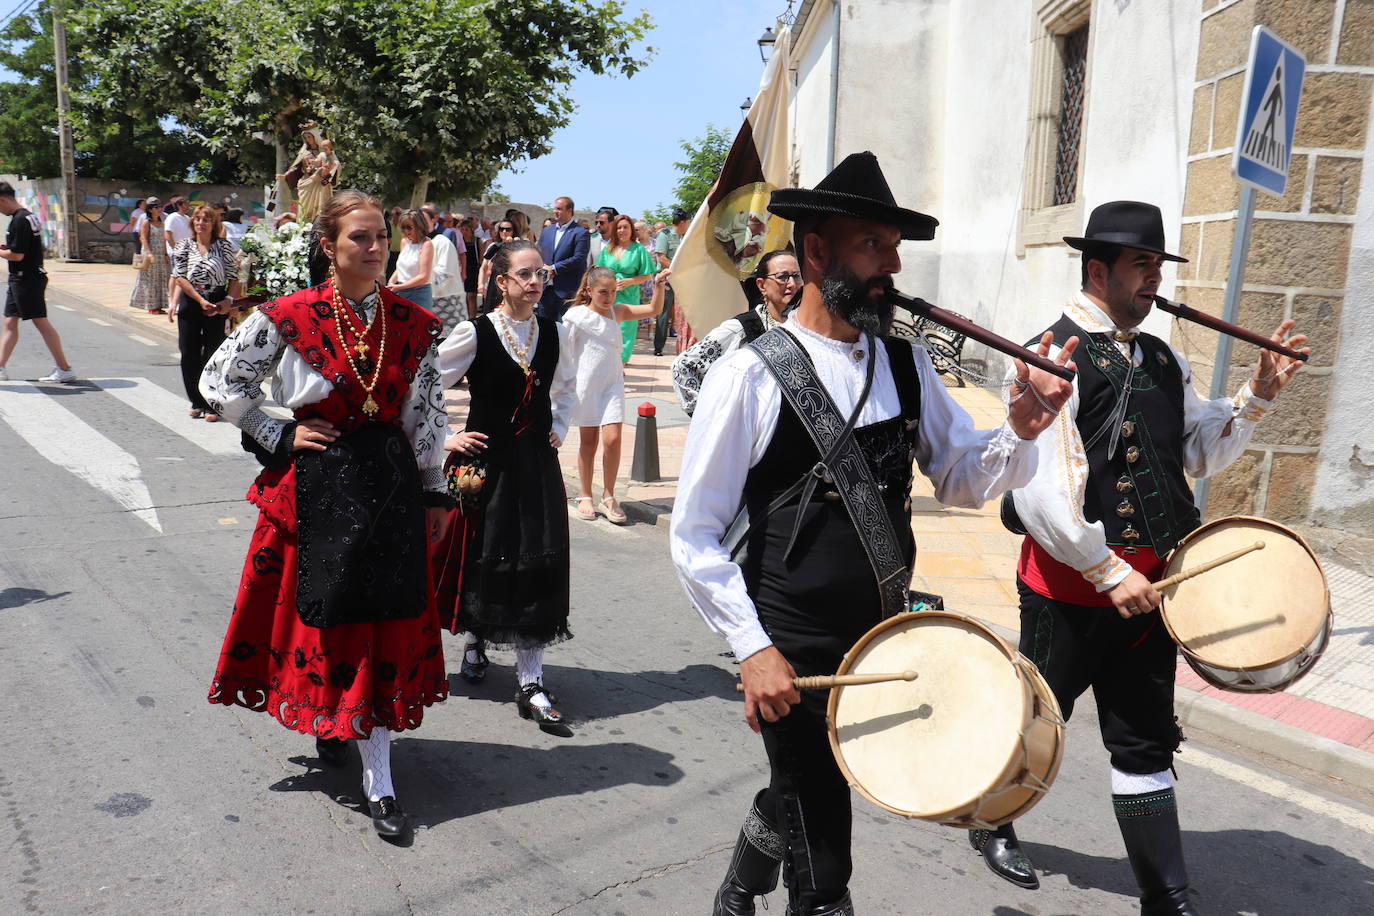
left=516, top=647, right=551, bottom=709
left=358, top=726, right=394, bottom=802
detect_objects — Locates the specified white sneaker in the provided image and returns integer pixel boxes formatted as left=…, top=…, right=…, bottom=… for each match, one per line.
left=0, top=366, right=8, bottom=381
left=39, top=366, right=77, bottom=383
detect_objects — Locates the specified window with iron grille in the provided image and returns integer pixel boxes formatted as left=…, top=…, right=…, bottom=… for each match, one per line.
left=1053, top=24, right=1089, bottom=206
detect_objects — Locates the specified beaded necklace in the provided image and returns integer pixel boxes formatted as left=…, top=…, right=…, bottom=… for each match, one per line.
left=495, top=307, right=538, bottom=376
left=331, top=273, right=387, bottom=417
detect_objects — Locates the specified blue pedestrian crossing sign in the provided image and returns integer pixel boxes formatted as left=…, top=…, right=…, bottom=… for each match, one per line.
left=1232, top=26, right=1306, bottom=196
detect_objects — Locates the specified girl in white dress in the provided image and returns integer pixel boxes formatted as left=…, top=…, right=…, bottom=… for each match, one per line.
left=562, top=265, right=670, bottom=523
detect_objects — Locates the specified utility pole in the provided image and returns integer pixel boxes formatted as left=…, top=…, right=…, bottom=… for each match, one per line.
left=52, top=4, right=81, bottom=260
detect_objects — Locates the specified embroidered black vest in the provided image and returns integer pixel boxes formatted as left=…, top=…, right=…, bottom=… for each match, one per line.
left=463, top=315, right=558, bottom=457
left=735, top=308, right=767, bottom=344
left=739, top=337, right=921, bottom=670
left=1047, top=314, right=1200, bottom=555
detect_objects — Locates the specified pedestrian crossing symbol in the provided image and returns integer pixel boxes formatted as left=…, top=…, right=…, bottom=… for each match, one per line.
left=1232, top=26, right=1306, bottom=196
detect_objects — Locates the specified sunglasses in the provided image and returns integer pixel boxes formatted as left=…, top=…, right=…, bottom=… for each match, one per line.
left=497, top=225, right=515, bottom=232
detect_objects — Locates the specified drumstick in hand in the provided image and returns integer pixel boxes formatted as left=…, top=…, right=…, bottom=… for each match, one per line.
left=735, top=671, right=918, bottom=693
left=1156, top=541, right=1265, bottom=591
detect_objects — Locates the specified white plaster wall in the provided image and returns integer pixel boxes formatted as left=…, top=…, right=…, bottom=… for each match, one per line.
left=791, top=5, right=838, bottom=188
left=1310, top=96, right=1374, bottom=529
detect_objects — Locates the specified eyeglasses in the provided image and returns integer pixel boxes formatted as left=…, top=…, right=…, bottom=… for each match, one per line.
left=766, top=271, right=803, bottom=284
left=505, top=267, right=551, bottom=284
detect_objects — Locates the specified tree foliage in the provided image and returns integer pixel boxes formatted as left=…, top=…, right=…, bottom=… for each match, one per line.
left=644, top=123, right=731, bottom=223
left=0, top=2, right=235, bottom=180
left=70, top=0, right=653, bottom=201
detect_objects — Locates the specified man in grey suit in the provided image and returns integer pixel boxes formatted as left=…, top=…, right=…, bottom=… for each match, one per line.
left=537, top=196, right=591, bottom=321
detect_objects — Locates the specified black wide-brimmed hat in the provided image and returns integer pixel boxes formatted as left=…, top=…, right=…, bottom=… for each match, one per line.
left=1064, top=200, right=1187, bottom=262
left=768, top=151, right=938, bottom=240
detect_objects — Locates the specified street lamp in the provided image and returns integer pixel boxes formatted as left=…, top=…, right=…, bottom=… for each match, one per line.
left=740, top=97, right=753, bottom=120
left=758, top=27, right=776, bottom=63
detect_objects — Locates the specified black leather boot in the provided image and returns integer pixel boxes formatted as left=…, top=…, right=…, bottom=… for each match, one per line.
left=713, top=791, right=784, bottom=915
left=784, top=892, right=854, bottom=915
left=1114, top=789, right=1199, bottom=915
left=969, top=823, right=1039, bottom=889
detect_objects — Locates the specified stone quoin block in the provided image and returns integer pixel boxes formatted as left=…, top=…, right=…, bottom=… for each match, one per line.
left=1290, top=294, right=1342, bottom=367
left=1197, top=0, right=1259, bottom=81
left=1190, top=85, right=1215, bottom=156
left=1212, top=72, right=1245, bottom=153
left=1292, top=72, right=1373, bottom=149
left=1311, top=155, right=1363, bottom=215
left=1198, top=218, right=1236, bottom=284
left=1266, top=154, right=1309, bottom=213
left=1252, top=371, right=1332, bottom=449
left=1246, top=219, right=1351, bottom=288
left=1338, top=0, right=1374, bottom=67
left=1185, top=155, right=1241, bottom=216
left=1267, top=452, right=1320, bottom=522
left=1206, top=450, right=1265, bottom=518
left=1258, top=0, right=1338, bottom=64
left=1235, top=290, right=1288, bottom=337
left=1178, top=223, right=1201, bottom=280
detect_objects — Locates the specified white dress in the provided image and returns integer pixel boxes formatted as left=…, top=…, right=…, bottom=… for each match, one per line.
left=562, top=304, right=626, bottom=427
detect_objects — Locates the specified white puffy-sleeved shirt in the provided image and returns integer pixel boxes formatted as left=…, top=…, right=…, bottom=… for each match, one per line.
left=1010, top=292, right=1275, bottom=593
left=669, top=315, right=1040, bottom=661
left=435, top=312, right=577, bottom=445
left=670, top=303, right=777, bottom=416
left=199, top=291, right=449, bottom=494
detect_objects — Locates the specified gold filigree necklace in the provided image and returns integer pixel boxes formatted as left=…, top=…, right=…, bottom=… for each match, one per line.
left=331, top=272, right=387, bottom=417
left=495, top=307, right=537, bottom=377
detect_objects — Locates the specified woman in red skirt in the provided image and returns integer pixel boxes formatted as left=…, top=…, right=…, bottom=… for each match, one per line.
left=200, top=190, right=452, bottom=839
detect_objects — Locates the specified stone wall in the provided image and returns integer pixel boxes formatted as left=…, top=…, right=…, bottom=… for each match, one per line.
left=1175, top=0, right=1372, bottom=525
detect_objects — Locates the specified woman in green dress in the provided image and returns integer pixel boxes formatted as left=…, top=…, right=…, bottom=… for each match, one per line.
left=595, top=214, right=657, bottom=364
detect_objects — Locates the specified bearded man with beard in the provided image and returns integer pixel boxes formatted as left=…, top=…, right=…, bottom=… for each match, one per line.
left=669, top=152, right=1078, bottom=915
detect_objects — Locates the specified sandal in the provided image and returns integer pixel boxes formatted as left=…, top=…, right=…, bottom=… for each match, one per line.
left=188, top=408, right=203, bottom=419
left=600, top=497, right=628, bottom=525
left=574, top=496, right=597, bottom=521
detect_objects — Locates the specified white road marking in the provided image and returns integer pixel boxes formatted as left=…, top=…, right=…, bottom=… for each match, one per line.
left=1182, top=746, right=1374, bottom=834
left=87, top=377, right=242, bottom=456
left=0, top=383, right=162, bottom=531
left=87, top=317, right=112, bottom=327
left=53, top=304, right=74, bottom=312
left=128, top=334, right=156, bottom=347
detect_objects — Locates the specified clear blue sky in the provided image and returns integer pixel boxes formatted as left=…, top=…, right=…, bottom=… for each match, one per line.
left=493, top=0, right=785, bottom=218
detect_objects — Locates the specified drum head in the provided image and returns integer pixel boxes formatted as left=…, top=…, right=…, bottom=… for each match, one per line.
left=1162, top=517, right=1329, bottom=671
left=828, top=612, right=1028, bottom=820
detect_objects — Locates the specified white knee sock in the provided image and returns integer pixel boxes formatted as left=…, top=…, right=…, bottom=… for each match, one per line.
left=516, top=647, right=551, bottom=708
left=358, top=726, right=395, bottom=802
left=1111, top=766, right=1173, bottom=795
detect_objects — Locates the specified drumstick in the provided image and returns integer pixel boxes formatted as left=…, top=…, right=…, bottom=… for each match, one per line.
left=734, top=671, right=918, bottom=693
left=1156, top=541, right=1265, bottom=591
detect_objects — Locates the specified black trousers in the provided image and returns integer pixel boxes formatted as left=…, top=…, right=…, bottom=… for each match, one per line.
left=1016, top=578, right=1182, bottom=774
left=177, top=296, right=227, bottom=411
left=757, top=688, right=852, bottom=908
left=652, top=284, right=674, bottom=354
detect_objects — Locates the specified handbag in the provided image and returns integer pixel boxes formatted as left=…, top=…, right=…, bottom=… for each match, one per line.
left=132, top=251, right=153, bottom=271
left=444, top=450, right=486, bottom=514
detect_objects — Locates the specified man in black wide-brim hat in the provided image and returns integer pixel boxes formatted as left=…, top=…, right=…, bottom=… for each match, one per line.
left=669, top=152, right=1078, bottom=914
left=976, top=200, right=1309, bottom=914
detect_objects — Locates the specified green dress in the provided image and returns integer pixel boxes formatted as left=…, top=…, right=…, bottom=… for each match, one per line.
left=597, top=242, right=656, bottom=362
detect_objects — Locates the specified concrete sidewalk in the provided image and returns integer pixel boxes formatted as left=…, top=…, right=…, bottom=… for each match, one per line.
left=45, top=260, right=1374, bottom=793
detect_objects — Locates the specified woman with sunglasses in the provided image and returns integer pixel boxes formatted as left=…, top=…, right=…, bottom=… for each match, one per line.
left=129, top=199, right=171, bottom=314
left=670, top=249, right=800, bottom=416
left=596, top=213, right=657, bottom=364
left=386, top=209, right=434, bottom=310
left=433, top=240, right=577, bottom=725
left=477, top=219, right=518, bottom=314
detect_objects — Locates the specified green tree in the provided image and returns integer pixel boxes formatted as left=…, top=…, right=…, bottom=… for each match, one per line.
left=0, top=2, right=233, bottom=180
left=645, top=123, right=731, bottom=222
left=74, top=0, right=653, bottom=204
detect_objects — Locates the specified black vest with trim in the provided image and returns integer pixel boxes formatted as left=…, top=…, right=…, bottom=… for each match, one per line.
left=463, top=315, right=558, bottom=455
left=739, top=336, right=921, bottom=673
left=1047, top=314, right=1200, bottom=555
left=735, top=308, right=767, bottom=344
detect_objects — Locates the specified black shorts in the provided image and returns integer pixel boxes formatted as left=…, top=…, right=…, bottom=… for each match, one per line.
left=5, top=273, right=48, bottom=320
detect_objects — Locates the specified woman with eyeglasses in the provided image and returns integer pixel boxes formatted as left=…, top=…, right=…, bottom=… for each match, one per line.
left=477, top=219, right=519, bottom=314
left=670, top=249, right=801, bottom=416
left=596, top=214, right=658, bottom=364
left=129, top=199, right=171, bottom=314
left=386, top=209, right=434, bottom=310
left=433, top=240, right=577, bottom=725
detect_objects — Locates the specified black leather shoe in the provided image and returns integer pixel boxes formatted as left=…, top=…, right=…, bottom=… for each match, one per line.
left=459, top=640, right=489, bottom=683
left=516, top=682, right=563, bottom=724
left=315, top=736, right=348, bottom=768
left=970, top=824, right=1039, bottom=889
left=367, top=796, right=407, bottom=837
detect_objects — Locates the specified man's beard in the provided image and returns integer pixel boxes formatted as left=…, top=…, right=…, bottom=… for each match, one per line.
left=820, top=263, right=896, bottom=337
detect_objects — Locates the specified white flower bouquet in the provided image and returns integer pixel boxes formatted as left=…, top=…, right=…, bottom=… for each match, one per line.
left=240, top=221, right=314, bottom=301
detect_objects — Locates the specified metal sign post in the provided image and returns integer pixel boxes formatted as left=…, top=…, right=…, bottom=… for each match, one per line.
left=1195, top=26, right=1305, bottom=514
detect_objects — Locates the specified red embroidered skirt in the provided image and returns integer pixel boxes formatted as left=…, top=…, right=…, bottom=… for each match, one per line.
left=207, top=513, right=448, bottom=740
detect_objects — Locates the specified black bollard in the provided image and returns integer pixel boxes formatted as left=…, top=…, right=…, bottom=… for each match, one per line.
left=630, top=401, right=661, bottom=483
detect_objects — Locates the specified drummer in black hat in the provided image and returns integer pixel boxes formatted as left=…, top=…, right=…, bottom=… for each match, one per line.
left=669, top=152, right=1076, bottom=915
left=976, top=201, right=1308, bottom=914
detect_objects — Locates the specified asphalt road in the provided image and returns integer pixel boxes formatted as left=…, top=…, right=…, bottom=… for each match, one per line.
left=2, top=303, right=1373, bottom=915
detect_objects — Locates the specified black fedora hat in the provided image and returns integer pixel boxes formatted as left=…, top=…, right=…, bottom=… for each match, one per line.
left=1064, top=200, right=1187, bottom=262
left=768, top=151, right=938, bottom=241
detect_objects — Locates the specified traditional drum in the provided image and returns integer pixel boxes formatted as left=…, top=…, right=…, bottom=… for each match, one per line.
left=824, top=611, right=1065, bottom=830
left=1160, top=516, right=1330, bottom=693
